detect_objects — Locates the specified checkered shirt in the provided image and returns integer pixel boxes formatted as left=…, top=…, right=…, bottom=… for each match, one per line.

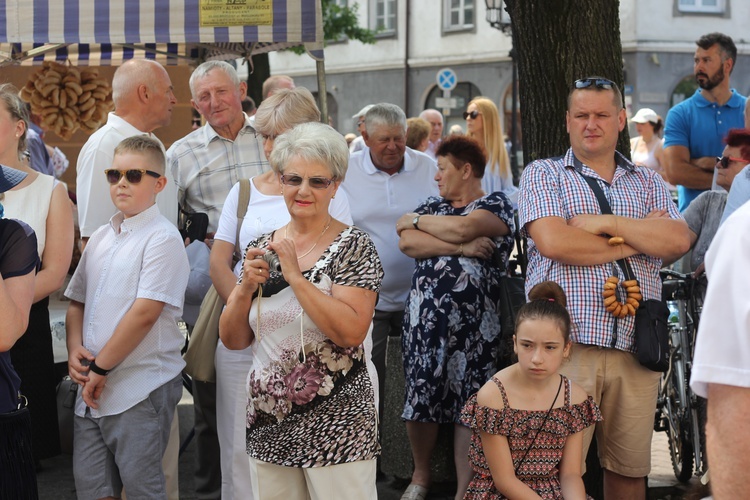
left=167, top=114, right=269, bottom=233
left=519, top=148, right=682, bottom=352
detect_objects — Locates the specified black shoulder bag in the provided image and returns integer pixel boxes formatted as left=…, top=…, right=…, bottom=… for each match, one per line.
left=579, top=174, right=669, bottom=372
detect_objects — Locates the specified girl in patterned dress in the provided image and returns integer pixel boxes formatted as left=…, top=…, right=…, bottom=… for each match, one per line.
left=460, top=281, right=602, bottom=499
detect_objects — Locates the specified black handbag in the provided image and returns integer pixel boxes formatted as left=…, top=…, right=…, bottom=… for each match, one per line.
left=578, top=174, right=670, bottom=372
left=179, top=205, right=209, bottom=242
left=56, top=376, right=78, bottom=455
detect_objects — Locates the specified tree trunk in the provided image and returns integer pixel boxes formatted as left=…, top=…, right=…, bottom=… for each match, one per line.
left=504, top=0, right=630, bottom=163
left=246, top=52, right=270, bottom=107
left=502, top=2, right=629, bottom=497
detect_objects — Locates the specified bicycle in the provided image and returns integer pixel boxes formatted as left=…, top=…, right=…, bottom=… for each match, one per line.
left=654, top=268, right=707, bottom=483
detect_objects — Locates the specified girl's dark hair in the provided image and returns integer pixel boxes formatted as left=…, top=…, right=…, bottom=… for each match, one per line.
left=515, top=281, right=571, bottom=342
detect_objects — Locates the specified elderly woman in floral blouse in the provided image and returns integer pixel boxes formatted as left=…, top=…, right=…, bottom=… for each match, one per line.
left=396, top=135, right=514, bottom=500
left=220, top=122, right=383, bottom=500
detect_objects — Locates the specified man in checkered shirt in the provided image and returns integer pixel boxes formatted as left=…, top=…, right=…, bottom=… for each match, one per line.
left=518, top=77, right=691, bottom=500
left=167, top=60, right=269, bottom=499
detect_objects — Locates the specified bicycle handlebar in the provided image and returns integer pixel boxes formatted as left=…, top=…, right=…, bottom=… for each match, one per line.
left=660, top=268, right=695, bottom=281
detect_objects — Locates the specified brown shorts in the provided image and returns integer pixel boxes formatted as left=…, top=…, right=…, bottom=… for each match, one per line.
left=561, top=344, right=661, bottom=477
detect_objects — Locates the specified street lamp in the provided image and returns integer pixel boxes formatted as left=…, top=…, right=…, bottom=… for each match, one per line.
left=484, top=0, right=519, bottom=183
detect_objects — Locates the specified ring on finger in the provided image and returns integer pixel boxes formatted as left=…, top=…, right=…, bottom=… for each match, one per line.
left=257, top=268, right=261, bottom=275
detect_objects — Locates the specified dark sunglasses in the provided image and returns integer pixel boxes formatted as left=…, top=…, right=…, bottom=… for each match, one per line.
left=105, top=169, right=162, bottom=184
left=280, top=174, right=335, bottom=190
left=574, top=77, right=617, bottom=91
left=462, top=110, right=480, bottom=120
left=716, top=156, right=750, bottom=169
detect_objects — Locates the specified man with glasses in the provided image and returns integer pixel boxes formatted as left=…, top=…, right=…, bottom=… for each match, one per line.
left=341, top=103, right=438, bottom=475
left=519, top=77, right=690, bottom=499
left=167, top=60, right=268, bottom=500
left=664, top=32, right=747, bottom=212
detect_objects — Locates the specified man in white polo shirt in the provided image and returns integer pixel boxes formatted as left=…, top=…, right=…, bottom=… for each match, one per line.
left=341, top=103, right=438, bottom=449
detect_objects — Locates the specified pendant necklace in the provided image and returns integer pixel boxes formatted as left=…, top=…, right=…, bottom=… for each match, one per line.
left=285, top=216, right=332, bottom=260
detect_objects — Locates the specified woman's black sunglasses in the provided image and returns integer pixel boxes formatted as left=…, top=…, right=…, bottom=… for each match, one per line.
left=463, top=110, right=480, bottom=120
left=716, top=156, right=750, bottom=169
left=105, top=169, right=162, bottom=184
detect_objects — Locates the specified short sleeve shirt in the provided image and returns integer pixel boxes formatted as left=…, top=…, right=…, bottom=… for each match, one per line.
left=519, top=148, right=682, bottom=352
left=65, top=204, right=190, bottom=417
left=0, top=219, right=38, bottom=413
left=663, top=89, right=746, bottom=211
left=691, top=200, right=750, bottom=398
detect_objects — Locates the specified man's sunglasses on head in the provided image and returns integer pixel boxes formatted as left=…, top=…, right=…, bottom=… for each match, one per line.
left=105, top=169, right=162, bottom=184
left=574, top=77, right=618, bottom=91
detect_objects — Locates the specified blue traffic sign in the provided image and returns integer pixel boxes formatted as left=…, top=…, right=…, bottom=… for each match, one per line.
left=436, top=68, right=457, bottom=91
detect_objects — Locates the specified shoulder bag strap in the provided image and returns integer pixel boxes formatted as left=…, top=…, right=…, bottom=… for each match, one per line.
left=577, top=174, right=636, bottom=281
left=233, top=178, right=251, bottom=264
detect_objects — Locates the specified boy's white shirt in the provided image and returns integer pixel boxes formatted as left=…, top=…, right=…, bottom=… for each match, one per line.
left=65, top=203, right=189, bottom=417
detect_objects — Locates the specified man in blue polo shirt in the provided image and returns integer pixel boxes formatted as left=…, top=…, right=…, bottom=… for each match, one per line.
left=664, top=32, right=747, bottom=212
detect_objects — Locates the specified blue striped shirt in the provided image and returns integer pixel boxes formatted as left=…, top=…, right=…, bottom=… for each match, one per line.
left=519, top=148, right=682, bottom=352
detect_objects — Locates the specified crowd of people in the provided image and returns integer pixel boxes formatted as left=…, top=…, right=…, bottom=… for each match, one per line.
left=2, top=29, right=750, bottom=500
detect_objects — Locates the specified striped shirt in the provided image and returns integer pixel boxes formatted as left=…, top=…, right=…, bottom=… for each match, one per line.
left=519, top=148, right=682, bottom=352
left=167, top=114, right=269, bottom=233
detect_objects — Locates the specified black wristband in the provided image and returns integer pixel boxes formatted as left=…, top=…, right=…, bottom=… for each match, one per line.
left=89, top=360, right=110, bottom=376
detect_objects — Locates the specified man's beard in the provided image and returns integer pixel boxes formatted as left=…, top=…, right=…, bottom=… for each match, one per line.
left=696, top=65, right=725, bottom=91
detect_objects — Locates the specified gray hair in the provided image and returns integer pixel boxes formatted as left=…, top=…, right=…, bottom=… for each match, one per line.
left=269, top=122, right=349, bottom=180
left=112, top=59, right=165, bottom=108
left=364, top=103, right=407, bottom=135
left=0, top=83, right=28, bottom=161
left=254, top=87, right=320, bottom=136
left=189, top=61, right=240, bottom=98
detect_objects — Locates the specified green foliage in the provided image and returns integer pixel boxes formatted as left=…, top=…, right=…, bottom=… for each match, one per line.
left=287, top=0, right=378, bottom=55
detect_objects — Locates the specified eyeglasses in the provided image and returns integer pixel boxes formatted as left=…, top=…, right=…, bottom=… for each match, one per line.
left=463, top=110, right=480, bottom=120
left=260, top=134, right=277, bottom=142
left=716, top=156, right=750, bottom=169
left=280, top=174, right=335, bottom=190
left=574, top=78, right=618, bottom=91
left=105, top=169, right=162, bottom=184
left=357, top=119, right=365, bottom=127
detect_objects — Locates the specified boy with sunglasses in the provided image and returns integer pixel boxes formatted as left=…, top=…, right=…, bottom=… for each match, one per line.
left=64, top=136, right=189, bottom=499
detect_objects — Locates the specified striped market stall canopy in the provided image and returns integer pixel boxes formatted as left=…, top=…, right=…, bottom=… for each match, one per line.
left=0, top=0, right=323, bottom=66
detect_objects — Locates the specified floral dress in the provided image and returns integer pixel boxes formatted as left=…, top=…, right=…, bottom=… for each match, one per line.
left=242, top=226, right=384, bottom=467
left=460, top=376, right=602, bottom=499
left=402, top=192, right=514, bottom=423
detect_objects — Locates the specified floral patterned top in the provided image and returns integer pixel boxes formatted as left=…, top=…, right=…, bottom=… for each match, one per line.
left=460, top=376, right=602, bottom=499
left=241, top=226, right=384, bottom=467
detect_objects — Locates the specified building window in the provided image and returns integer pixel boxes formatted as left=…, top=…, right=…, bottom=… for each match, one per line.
left=677, top=0, right=725, bottom=13
left=444, top=0, right=474, bottom=31
left=371, top=0, right=396, bottom=34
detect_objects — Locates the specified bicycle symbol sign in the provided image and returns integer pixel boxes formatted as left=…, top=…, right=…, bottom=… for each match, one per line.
left=436, top=68, right=457, bottom=91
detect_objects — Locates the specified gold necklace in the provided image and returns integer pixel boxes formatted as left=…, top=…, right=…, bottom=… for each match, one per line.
left=285, top=216, right=332, bottom=260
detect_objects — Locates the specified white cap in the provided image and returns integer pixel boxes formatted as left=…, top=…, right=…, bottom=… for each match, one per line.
left=352, top=104, right=374, bottom=120
left=631, top=108, right=659, bottom=124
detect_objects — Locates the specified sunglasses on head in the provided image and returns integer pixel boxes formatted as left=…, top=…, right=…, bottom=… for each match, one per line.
left=716, top=156, right=750, bottom=169
left=105, top=169, right=162, bottom=184
left=574, top=77, right=617, bottom=91
left=280, top=174, right=335, bottom=190
left=463, top=110, right=480, bottom=120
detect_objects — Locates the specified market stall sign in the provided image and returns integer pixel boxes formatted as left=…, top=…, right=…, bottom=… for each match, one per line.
left=200, top=0, right=273, bottom=27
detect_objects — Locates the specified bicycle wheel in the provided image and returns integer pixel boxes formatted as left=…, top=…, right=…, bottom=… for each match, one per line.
left=665, top=370, right=694, bottom=482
